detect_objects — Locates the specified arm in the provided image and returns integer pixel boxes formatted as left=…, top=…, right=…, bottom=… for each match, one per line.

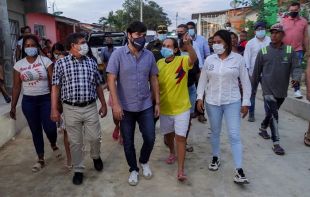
left=10, top=70, right=22, bottom=120
left=239, top=58, right=251, bottom=107
left=107, top=73, right=123, bottom=120
left=251, top=51, right=264, bottom=93
left=243, top=42, right=251, bottom=72
left=196, top=59, right=208, bottom=113
left=150, top=74, right=160, bottom=117
left=96, top=84, right=107, bottom=118
left=306, top=57, right=310, bottom=101
left=304, top=25, right=309, bottom=53
left=183, top=34, right=197, bottom=66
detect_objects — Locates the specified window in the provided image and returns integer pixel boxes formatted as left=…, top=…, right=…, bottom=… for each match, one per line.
left=9, top=19, right=19, bottom=50
left=34, top=24, right=45, bottom=39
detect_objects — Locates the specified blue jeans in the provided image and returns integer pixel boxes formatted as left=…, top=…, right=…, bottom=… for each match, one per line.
left=188, top=84, right=197, bottom=113
left=22, top=94, right=57, bottom=157
left=120, top=106, right=155, bottom=172
left=206, top=100, right=243, bottom=169
left=249, top=76, right=261, bottom=115
left=294, top=50, right=304, bottom=92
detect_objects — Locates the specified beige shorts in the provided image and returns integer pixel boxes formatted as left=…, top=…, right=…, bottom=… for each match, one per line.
left=160, top=110, right=190, bottom=137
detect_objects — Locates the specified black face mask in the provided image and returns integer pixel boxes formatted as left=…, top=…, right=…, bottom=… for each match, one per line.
left=289, top=11, right=299, bottom=18
left=130, top=36, right=146, bottom=51
left=177, top=33, right=184, bottom=39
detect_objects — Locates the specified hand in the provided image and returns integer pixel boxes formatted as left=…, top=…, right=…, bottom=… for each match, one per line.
left=196, top=99, right=204, bottom=113
left=99, top=104, right=107, bottom=118
left=10, top=107, right=16, bottom=120
left=241, top=106, right=249, bottom=119
left=182, top=33, right=192, bottom=46
left=112, top=103, right=124, bottom=121
left=50, top=108, right=61, bottom=122
left=154, top=104, right=160, bottom=118
left=291, top=80, right=299, bottom=87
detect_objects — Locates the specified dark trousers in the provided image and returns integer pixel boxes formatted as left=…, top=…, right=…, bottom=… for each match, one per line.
left=22, top=94, right=57, bottom=157
left=261, top=95, right=285, bottom=143
left=120, top=106, right=155, bottom=172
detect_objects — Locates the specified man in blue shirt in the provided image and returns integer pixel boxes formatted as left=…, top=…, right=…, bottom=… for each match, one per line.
left=106, top=21, right=160, bottom=186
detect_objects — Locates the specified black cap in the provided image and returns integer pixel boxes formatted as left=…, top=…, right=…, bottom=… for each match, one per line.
left=254, top=22, right=266, bottom=30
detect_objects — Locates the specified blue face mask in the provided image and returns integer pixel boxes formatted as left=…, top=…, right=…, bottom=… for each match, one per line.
left=25, top=47, right=38, bottom=57
left=256, top=30, right=266, bottom=39
left=158, top=34, right=167, bottom=41
left=188, top=29, right=195, bottom=36
left=161, top=47, right=174, bottom=58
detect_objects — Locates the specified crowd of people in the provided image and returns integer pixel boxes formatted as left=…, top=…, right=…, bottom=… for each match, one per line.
left=3, top=1, right=309, bottom=187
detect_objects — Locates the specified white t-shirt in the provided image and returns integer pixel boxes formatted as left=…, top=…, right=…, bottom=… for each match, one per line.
left=14, top=55, right=52, bottom=96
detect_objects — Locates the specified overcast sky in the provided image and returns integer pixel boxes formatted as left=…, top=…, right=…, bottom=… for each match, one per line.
left=48, top=0, right=231, bottom=29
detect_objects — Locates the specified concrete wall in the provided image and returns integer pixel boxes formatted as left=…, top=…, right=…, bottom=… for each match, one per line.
left=26, top=13, right=57, bottom=43
left=0, top=106, right=27, bottom=148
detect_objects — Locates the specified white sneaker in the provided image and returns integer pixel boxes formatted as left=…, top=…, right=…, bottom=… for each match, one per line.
left=128, top=170, right=139, bottom=186
left=294, top=90, right=303, bottom=99
left=140, top=163, right=153, bottom=179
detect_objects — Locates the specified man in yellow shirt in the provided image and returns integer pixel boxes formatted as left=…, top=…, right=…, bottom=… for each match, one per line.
left=157, top=35, right=197, bottom=181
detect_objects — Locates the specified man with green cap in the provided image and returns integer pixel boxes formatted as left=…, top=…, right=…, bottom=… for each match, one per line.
left=252, top=23, right=302, bottom=155
left=147, top=25, right=168, bottom=62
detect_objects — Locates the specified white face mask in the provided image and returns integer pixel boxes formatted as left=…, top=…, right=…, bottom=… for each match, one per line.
left=213, top=44, right=225, bottom=55
left=78, top=43, right=89, bottom=56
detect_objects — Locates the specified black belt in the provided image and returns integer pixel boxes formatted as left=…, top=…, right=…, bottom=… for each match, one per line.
left=63, top=99, right=96, bottom=107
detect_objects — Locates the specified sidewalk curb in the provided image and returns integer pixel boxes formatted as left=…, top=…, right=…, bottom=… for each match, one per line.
left=256, top=89, right=310, bottom=121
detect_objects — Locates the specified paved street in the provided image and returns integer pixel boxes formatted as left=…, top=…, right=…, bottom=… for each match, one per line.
left=0, top=98, right=310, bottom=197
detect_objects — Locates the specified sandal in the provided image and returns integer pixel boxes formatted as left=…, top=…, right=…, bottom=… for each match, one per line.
left=186, top=144, right=194, bottom=152
left=177, top=170, right=187, bottom=182
left=259, top=130, right=271, bottom=139
left=304, top=132, right=310, bottom=147
left=165, top=154, right=177, bottom=164
left=53, top=148, right=62, bottom=160
left=32, top=160, right=45, bottom=172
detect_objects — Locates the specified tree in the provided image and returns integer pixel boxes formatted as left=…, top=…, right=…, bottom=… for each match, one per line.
left=99, top=0, right=172, bottom=31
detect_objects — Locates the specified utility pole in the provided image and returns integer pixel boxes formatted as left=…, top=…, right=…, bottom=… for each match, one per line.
left=140, top=0, right=143, bottom=22
left=176, top=12, right=178, bottom=29
left=0, top=0, right=13, bottom=90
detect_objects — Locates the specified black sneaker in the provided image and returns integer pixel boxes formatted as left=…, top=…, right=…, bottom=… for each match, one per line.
left=248, top=114, right=255, bottom=122
left=93, top=157, right=103, bottom=171
left=208, top=156, right=220, bottom=171
left=72, top=172, right=83, bottom=185
left=234, top=168, right=249, bottom=184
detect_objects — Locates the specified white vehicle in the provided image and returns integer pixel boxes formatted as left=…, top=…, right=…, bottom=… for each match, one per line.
left=88, top=32, right=127, bottom=64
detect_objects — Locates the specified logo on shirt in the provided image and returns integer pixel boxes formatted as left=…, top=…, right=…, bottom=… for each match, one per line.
left=175, top=59, right=186, bottom=84
left=208, top=64, right=215, bottom=71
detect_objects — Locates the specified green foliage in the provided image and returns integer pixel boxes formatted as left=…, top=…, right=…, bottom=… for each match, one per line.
left=99, top=0, right=172, bottom=31
left=241, top=20, right=255, bottom=38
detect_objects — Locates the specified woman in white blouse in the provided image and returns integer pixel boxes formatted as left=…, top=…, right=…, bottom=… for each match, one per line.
left=197, top=30, right=251, bottom=185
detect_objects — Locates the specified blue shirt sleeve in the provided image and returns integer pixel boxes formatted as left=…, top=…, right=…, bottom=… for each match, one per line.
left=106, top=49, right=120, bottom=75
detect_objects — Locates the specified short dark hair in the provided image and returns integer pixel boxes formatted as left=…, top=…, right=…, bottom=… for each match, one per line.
left=290, top=2, right=300, bottom=8
left=51, top=42, right=65, bottom=54
left=186, top=21, right=196, bottom=28
left=214, top=30, right=232, bottom=55
left=45, top=39, right=52, bottom=46
left=177, top=24, right=188, bottom=30
left=230, top=31, right=238, bottom=39
left=241, top=30, right=248, bottom=34
left=24, top=26, right=31, bottom=32
left=65, top=32, right=86, bottom=50
left=20, top=27, right=25, bottom=34
left=127, top=21, right=147, bottom=34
